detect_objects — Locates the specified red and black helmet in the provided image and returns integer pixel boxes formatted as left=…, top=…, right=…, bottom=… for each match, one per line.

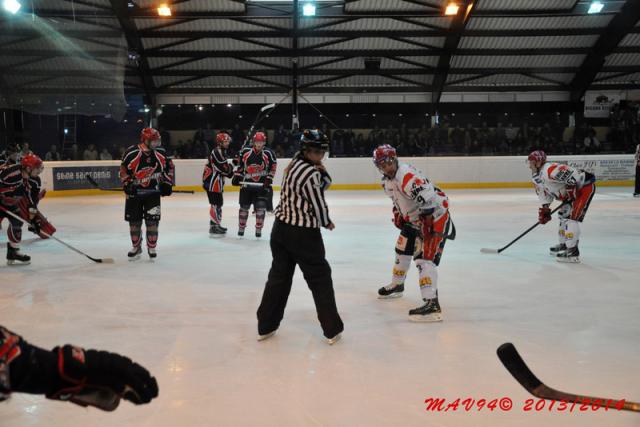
left=252, top=131, right=267, bottom=143
left=140, top=127, right=161, bottom=144
left=21, top=153, right=43, bottom=170
left=216, top=132, right=231, bottom=145
left=373, top=144, right=397, bottom=167
left=527, top=150, right=547, bottom=163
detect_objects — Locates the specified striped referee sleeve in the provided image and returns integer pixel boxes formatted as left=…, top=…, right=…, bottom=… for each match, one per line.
left=303, top=171, right=331, bottom=227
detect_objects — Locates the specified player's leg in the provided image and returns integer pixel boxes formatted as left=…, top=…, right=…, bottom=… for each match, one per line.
left=409, top=212, right=450, bottom=322
left=238, top=188, right=250, bottom=236
left=558, top=183, right=595, bottom=263
left=143, top=195, right=161, bottom=258
left=378, top=224, right=417, bottom=299
left=124, top=196, right=143, bottom=259
left=254, top=191, right=267, bottom=238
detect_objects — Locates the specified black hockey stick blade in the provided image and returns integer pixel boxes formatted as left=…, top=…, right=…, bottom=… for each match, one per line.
left=497, top=343, right=543, bottom=393
left=497, top=343, right=640, bottom=412
left=85, top=174, right=122, bottom=192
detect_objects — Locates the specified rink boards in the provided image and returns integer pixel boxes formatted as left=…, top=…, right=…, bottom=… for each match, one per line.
left=41, top=154, right=636, bottom=197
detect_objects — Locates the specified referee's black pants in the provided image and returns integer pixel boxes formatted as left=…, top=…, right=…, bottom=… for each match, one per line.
left=635, top=165, right=640, bottom=194
left=257, top=219, right=344, bottom=338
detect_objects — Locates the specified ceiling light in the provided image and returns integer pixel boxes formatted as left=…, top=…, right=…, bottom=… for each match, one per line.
left=587, top=1, right=604, bottom=14
left=157, top=4, right=171, bottom=16
left=3, top=0, right=21, bottom=14
left=302, top=3, right=315, bottom=16
left=445, top=2, right=459, bottom=16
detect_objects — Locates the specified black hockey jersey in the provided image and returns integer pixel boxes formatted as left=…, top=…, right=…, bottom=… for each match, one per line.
left=0, top=164, right=41, bottom=209
left=120, top=144, right=174, bottom=191
left=233, top=147, right=277, bottom=185
left=203, top=147, right=233, bottom=193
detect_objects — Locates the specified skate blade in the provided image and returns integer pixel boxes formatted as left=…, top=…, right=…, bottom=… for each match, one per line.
left=409, top=313, right=443, bottom=323
left=128, top=254, right=141, bottom=262
left=7, top=259, right=30, bottom=266
left=557, top=257, right=580, bottom=264
left=209, top=233, right=225, bottom=238
left=378, top=293, right=403, bottom=299
left=257, top=331, right=276, bottom=341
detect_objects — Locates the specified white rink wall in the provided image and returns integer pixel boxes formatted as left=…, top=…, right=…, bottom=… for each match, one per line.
left=40, top=154, right=635, bottom=193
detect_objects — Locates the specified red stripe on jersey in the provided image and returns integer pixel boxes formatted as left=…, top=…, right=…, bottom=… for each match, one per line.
left=401, top=172, right=414, bottom=193
left=128, top=150, right=143, bottom=172
left=546, top=163, right=558, bottom=179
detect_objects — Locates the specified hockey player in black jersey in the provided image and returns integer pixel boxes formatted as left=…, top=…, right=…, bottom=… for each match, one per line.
left=0, top=154, right=54, bottom=265
left=0, top=325, right=158, bottom=411
left=120, top=127, right=175, bottom=259
left=203, top=132, right=234, bottom=236
left=231, top=131, right=277, bottom=237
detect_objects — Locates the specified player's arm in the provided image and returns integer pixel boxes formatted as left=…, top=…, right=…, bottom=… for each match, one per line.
left=0, top=326, right=158, bottom=411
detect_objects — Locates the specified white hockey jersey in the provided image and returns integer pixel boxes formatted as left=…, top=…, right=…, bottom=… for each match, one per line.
left=532, top=162, right=594, bottom=205
left=383, top=162, right=449, bottom=223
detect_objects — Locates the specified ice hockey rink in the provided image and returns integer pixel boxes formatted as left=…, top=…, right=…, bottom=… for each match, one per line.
left=1, top=187, right=639, bottom=427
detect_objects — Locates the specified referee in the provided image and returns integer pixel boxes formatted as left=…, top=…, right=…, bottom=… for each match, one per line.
left=256, top=129, right=344, bottom=345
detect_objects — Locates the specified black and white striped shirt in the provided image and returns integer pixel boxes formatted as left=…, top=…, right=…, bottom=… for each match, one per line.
left=275, top=157, right=331, bottom=228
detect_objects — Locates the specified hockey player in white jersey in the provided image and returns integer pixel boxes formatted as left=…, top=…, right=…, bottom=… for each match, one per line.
left=528, top=150, right=596, bottom=263
left=374, top=144, right=454, bottom=322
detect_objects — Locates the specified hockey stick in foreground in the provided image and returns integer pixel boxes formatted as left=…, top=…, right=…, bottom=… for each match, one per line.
left=480, top=202, right=567, bottom=254
left=85, top=175, right=194, bottom=194
left=0, top=206, right=114, bottom=264
left=497, top=343, right=640, bottom=412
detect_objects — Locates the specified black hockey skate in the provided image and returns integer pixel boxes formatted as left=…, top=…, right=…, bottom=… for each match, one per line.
left=409, top=297, right=442, bottom=322
left=7, top=246, right=30, bottom=266
left=255, top=229, right=262, bottom=238
left=557, top=246, right=580, bottom=263
left=237, top=228, right=245, bottom=237
left=128, top=246, right=142, bottom=261
left=209, top=224, right=226, bottom=237
left=378, top=284, right=404, bottom=299
left=549, top=243, right=567, bottom=256
left=148, top=247, right=157, bottom=259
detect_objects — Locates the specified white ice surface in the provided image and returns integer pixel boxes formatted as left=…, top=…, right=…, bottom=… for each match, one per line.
left=1, top=188, right=639, bottom=427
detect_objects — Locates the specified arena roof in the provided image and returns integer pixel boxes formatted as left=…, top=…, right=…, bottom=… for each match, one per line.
left=1, top=0, right=640, bottom=109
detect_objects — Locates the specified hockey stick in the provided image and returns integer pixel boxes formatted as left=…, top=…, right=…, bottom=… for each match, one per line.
left=85, top=175, right=194, bottom=194
left=497, top=343, right=640, bottom=412
left=0, top=206, right=114, bottom=264
left=240, top=181, right=265, bottom=188
left=241, top=95, right=289, bottom=149
left=480, top=202, right=567, bottom=254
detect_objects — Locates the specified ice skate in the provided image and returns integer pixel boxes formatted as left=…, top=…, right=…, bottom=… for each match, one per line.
left=549, top=243, right=566, bottom=256
left=7, top=246, right=30, bottom=266
left=128, top=246, right=142, bottom=261
left=255, top=229, right=262, bottom=238
left=237, top=228, right=245, bottom=237
left=408, top=298, right=442, bottom=322
left=378, top=283, right=404, bottom=299
left=557, top=246, right=580, bottom=263
left=148, top=247, right=157, bottom=259
left=209, top=224, right=226, bottom=237
left=257, top=330, right=276, bottom=341
left=326, top=332, right=342, bottom=345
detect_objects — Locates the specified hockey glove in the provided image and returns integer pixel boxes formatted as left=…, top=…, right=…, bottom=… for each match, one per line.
left=123, top=183, right=137, bottom=196
left=159, top=182, right=173, bottom=197
left=47, top=345, right=159, bottom=411
left=263, top=177, right=272, bottom=189
left=231, top=175, right=241, bottom=186
left=29, top=216, right=42, bottom=236
left=538, top=205, right=552, bottom=224
left=392, top=207, right=405, bottom=229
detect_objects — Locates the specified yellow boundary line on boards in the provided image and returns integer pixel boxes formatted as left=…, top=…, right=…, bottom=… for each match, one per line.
left=45, top=180, right=633, bottom=197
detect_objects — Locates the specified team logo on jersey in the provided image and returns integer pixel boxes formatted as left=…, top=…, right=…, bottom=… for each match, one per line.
left=246, top=164, right=265, bottom=182
left=134, top=167, right=157, bottom=186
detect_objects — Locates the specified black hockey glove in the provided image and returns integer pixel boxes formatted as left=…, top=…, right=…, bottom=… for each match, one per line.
left=47, top=345, right=159, bottom=411
left=231, top=175, right=241, bottom=186
left=124, top=182, right=137, bottom=196
left=159, top=182, right=173, bottom=197
left=263, top=177, right=272, bottom=189
left=29, top=216, right=42, bottom=235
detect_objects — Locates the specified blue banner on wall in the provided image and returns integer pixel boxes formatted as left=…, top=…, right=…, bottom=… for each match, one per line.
left=52, top=166, right=121, bottom=190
